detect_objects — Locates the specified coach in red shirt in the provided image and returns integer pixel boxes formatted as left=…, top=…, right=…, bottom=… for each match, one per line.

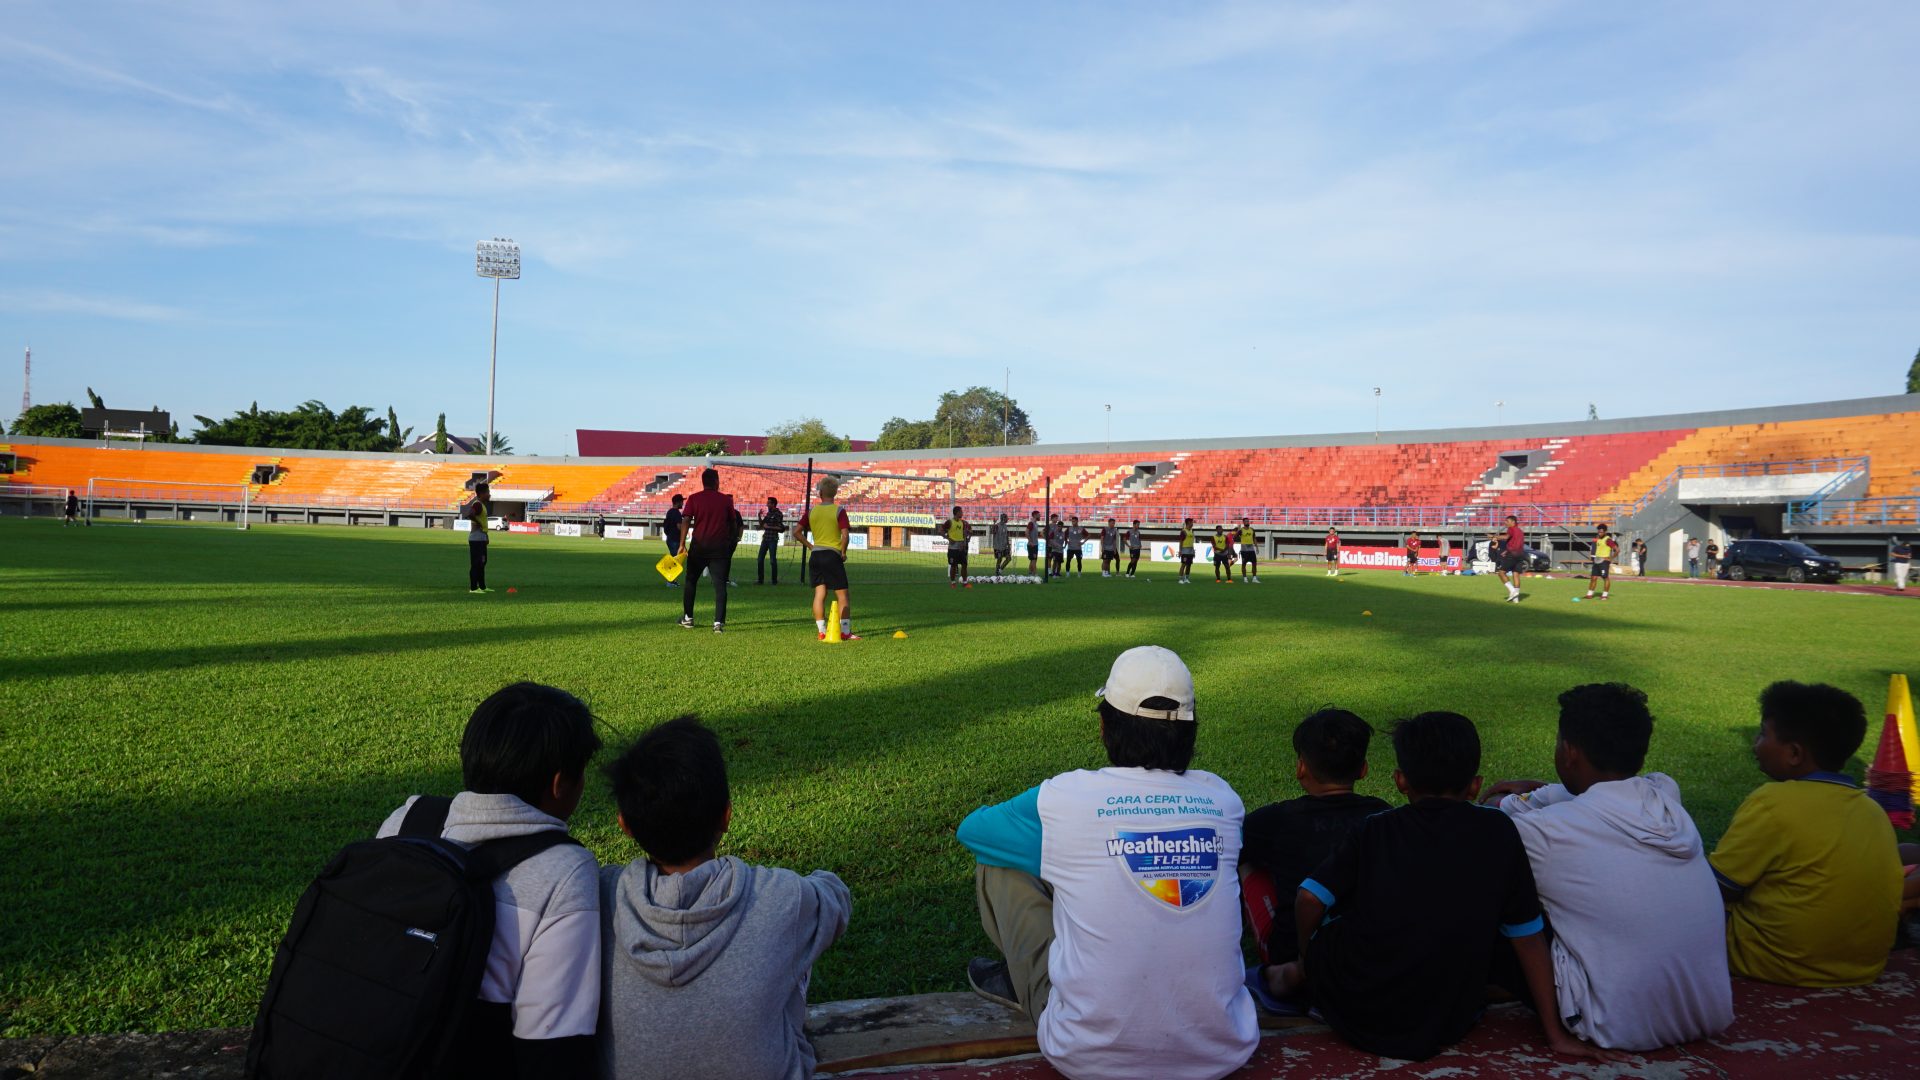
left=678, top=468, right=741, bottom=633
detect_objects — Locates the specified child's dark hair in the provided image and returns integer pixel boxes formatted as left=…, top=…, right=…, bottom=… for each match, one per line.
left=1390, top=711, right=1480, bottom=794
left=1759, top=681, right=1867, bottom=772
left=1099, top=699, right=1195, bottom=773
left=1557, top=683, right=1652, bottom=775
left=1293, top=709, right=1372, bottom=784
left=460, top=682, right=603, bottom=805
left=606, top=715, right=730, bottom=864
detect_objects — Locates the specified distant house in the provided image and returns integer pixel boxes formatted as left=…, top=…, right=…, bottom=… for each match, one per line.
left=403, top=434, right=486, bottom=455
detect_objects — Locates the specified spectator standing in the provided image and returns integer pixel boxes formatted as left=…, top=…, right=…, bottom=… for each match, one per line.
left=463, top=482, right=493, bottom=594
left=1685, top=537, right=1701, bottom=578
left=756, top=497, right=785, bottom=585
left=1889, top=537, right=1910, bottom=591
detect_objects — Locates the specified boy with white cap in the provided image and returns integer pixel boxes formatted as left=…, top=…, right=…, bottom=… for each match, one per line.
left=955, top=646, right=1258, bottom=1080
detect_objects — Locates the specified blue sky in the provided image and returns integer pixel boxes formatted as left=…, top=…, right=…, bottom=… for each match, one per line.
left=2, top=1, right=1915, bottom=455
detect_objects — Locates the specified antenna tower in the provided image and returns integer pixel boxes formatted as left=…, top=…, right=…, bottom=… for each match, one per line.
left=20, top=345, right=29, bottom=415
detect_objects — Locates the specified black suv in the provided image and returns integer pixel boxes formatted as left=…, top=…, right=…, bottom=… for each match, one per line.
left=1718, top=539, right=1842, bottom=584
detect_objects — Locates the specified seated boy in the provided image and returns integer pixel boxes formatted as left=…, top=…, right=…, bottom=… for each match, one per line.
left=599, top=715, right=851, bottom=1080
left=1709, top=681, right=1903, bottom=987
left=1261, top=712, right=1612, bottom=1063
left=1481, top=683, right=1732, bottom=1050
left=375, top=682, right=604, bottom=1078
left=1241, top=709, right=1390, bottom=970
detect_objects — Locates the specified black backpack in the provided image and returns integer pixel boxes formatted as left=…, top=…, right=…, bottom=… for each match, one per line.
left=246, top=796, right=579, bottom=1080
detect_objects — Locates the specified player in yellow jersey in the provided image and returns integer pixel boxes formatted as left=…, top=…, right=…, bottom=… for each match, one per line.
left=1237, top=517, right=1260, bottom=583
left=1178, top=518, right=1197, bottom=584
left=945, top=505, right=973, bottom=588
left=1211, top=523, right=1231, bottom=582
left=796, top=477, right=858, bottom=640
left=1585, top=523, right=1616, bottom=600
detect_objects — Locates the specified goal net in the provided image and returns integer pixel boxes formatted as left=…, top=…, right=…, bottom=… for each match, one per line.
left=86, top=478, right=251, bottom=530
left=703, top=459, right=1024, bottom=585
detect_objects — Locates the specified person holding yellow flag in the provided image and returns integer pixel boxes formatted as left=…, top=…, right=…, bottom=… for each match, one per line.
left=798, top=477, right=858, bottom=640
left=945, top=505, right=973, bottom=588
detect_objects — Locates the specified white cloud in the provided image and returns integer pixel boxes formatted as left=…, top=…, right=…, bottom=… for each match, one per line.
left=0, top=290, right=195, bottom=322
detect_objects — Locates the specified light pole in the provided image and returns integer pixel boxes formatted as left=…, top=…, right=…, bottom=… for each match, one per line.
left=1496, top=400, right=1505, bottom=425
left=1372, top=387, right=1382, bottom=443
left=475, top=238, right=521, bottom=456
left=1105, top=404, right=1112, bottom=452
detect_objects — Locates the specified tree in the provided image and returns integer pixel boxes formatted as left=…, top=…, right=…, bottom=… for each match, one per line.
left=467, top=432, right=513, bottom=455
left=388, top=407, right=412, bottom=447
left=872, top=387, right=1037, bottom=449
left=762, top=417, right=850, bottom=455
left=10, top=403, right=83, bottom=438
left=669, top=438, right=730, bottom=457
left=191, top=400, right=405, bottom=451
left=434, top=413, right=448, bottom=454
left=85, top=387, right=105, bottom=409
left=1908, top=347, right=1918, bottom=393
left=871, top=417, right=937, bottom=451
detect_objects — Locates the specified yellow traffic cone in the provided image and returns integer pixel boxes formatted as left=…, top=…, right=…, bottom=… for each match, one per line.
left=824, top=599, right=842, bottom=643
left=1890, top=674, right=1919, bottom=804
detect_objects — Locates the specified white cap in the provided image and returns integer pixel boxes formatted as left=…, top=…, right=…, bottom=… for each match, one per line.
left=1096, top=646, right=1196, bottom=722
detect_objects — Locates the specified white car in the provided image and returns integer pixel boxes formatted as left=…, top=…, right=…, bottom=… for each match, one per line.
left=487, top=516, right=508, bottom=531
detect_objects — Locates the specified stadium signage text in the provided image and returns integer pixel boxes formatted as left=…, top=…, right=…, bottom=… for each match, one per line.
left=847, top=511, right=936, bottom=528
left=553, top=523, right=583, bottom=538
left=1337, top=546, right=1463, bottom=571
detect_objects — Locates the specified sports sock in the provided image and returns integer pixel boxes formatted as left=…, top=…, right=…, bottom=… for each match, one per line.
left=816, top=619, right=827, bottom=633
left=840, top=618, right=851, bottom=634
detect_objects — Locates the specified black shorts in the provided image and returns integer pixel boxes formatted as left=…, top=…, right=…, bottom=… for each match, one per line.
left=1240, top=545, right=1256, bottom=561
left=1325, top=549, right=1339, bottom=562
left=948, top=544, right=968, bottom=566
left=1497, top=551, right=1527, bottom=573
left=1591, top=560, right=1610, bottom=579
left=810, top=549, right=849, bottom=590
left=994, top=547, right=1010, bottom=560
left=1406, top=552, right=1418, bottom=565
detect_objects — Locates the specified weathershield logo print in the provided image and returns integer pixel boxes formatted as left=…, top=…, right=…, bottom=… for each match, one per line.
left=1106, top=827, right=1222, bottom=909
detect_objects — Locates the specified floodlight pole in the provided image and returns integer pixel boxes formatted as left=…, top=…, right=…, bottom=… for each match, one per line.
left=475, top=238, right=521, bottom=458
left=487, top=277, right=500, bottom=456
left=1373, top=387, right=1382, bottom=443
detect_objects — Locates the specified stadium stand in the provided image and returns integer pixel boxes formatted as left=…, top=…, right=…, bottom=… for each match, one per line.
left=7, top=396, right=1915, bottom=533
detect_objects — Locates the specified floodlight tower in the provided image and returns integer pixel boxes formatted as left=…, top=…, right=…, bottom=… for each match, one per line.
left=20, top=344, right=30, bottom=415
left=475, top=239, right=521, bottom=456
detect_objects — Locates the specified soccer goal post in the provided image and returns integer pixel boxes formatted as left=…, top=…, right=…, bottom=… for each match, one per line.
left=705, top=458, right=994, bottom=585
left=86, top=477, right=251, bottom=530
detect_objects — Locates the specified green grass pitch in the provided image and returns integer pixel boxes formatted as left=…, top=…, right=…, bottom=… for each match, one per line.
left=2, top=518, right=1914, bottom=1035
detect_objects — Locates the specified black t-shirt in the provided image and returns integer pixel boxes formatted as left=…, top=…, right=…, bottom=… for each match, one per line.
left=1242, top=792, right=1391, bottom=959
left=663, top=507, right=683, bottom=551
left=1303, top=798, right=1543, bottom=1061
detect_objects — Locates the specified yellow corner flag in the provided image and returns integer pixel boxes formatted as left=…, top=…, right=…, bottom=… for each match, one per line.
left=656, top=551, right=687, bottom=582
left=1890, top=674, right=1919, bottom=803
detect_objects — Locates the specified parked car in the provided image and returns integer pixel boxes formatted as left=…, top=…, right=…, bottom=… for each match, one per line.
left=487, top=516, right=507, bottom=531
left=1718, top=539, right=1842, bottom=584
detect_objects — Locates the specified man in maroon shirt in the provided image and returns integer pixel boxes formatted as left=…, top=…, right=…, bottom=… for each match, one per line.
left=678, top=468, right=741, bottom=632
left=1497, top=514, right=1527, bottom=603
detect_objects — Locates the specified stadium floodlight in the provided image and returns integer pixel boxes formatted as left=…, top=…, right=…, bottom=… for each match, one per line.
left=1373, top=387, right=1382, bottom=443
left=475, top=238, right=521, bottom=457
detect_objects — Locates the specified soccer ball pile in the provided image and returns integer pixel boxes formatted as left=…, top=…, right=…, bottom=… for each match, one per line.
left=969, top=574, right=1046, bottom=585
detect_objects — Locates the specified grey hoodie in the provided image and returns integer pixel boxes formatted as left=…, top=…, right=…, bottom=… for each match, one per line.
left=1498, top=774, right=1733, bottom=1050
left=599, top=856, right=851, bottom=1080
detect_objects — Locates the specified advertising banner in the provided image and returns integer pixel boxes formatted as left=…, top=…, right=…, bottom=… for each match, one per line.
left=847, top=511, right=936, bottom=528
left=1007, top=538, right=1098, bottom=558
left=1150, top=541, right=1221, bottom=563
left=507, top=522, right=541, bottom=534
left=605, top=524, right=649, bottom=540
left=1336, top=546, right=1462, bottom=571
left=909, top=534, right=983, bottom=555
left=454, top=519, right=473, bottom=532
left=801, top=532, right=870, bottom=551
left=553, top=523, right=583, bottom=538
left=738, top=529, right=785, bottom=547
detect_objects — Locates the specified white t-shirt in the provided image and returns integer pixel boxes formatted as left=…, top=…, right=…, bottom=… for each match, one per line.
left=1498, top=775, right=1733, bottom=1050
left=1036, top=767, right=1259, bottom=1080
